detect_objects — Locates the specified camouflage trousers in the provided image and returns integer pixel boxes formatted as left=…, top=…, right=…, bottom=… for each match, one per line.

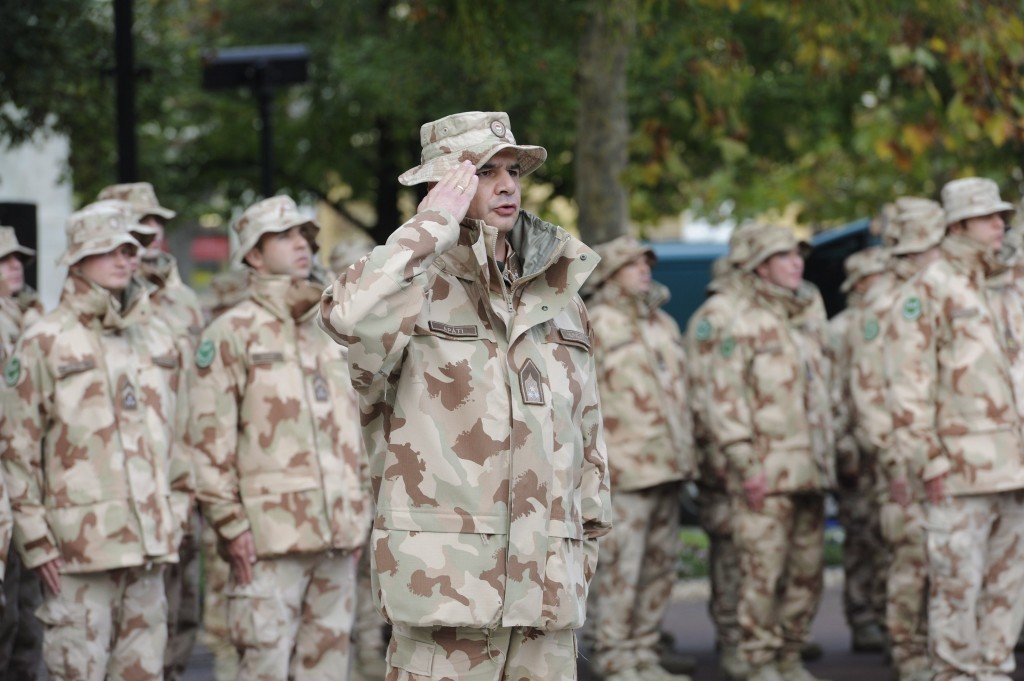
left=353, top=539, right=386, bottom=652
left=228, top=550, right=357, bottom=680
left=926, top=491, right=1024, bottom=681
left=588, top=482, right=682, bottom=675
left=200, top=522, right=239, bottom=681
left=36, top=563, right=167, bottom=681
left=164, top=511, right=201, bottom=681
left=836, top=472, right=887, bottom=630
left=734, top=493, right=825, bottom=668
left=0, top=549, right=43, bottom=677
left=878, top=501, right=928, bottom=677
left=385, top=624, right=577, bottom=680
left=697, top=486, right=741, bottom=648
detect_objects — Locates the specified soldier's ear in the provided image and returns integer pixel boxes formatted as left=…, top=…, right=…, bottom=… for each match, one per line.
left=243, top=247, right=263, bottom=271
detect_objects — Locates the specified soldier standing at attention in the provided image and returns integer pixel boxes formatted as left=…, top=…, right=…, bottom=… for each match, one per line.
left=0, top=201, right=194, bottom=679
left=189, top=195, right=370, bottom=680
left=704, top=224, right=834, bottom=681
left=885, top=178, right=1024, bottom=681
left=98, top=181, right=205, bottom=681
left=0, top=225, right=44, bottom=678
left=586, top=235, right=695, bottom=681
left=319, top=111, right=611, bottom=681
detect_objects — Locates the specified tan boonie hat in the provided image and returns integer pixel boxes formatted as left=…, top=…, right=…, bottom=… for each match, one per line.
left=941, top=177, right=1015, bottom=226
left=890, top=197, right=945, bottom=256
left=584, top=235, right=654, bottom=295
left=726, top=221, right=766, bottom=268
left=841, top=246, right=889, bottom=293
left=0, top=226, right=35, bottom=264
left=232, top=195, right=320, bottom=268
left=733, top=223, right=808, bottom=272
left=328, top=239, right=374, bottom=274
left=398, top=111, right=547, bottom=186
left=98, top=182, right=176, bottom=221
left=59, top=202, right=142, bottom=268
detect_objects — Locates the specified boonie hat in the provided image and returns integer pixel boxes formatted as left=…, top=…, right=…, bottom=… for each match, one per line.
left=941, top=177, right=1015, bottom=226
left=0, top=226, right=35, bottom=264
left=841, top=246, right=889, bottom=293
left=733, top=223, right=809, bottom=272
left=585, top=235, right=654, bottom=295
left=232, top=196, right=320, bottom=268
left=98, top=182, right=176, bottom=220
left=890, top=197, right=945, bottom=256
left=60, top=202, right=142, bottom=268
left=398, top=112, right=547, bottom=186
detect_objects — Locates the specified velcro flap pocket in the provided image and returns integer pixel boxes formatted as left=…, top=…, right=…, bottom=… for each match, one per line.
left=547, top=326, right=592, bottom=352
left=388, top=630, right=435, bottom=676
left=57, top=358, right=97, bottom=379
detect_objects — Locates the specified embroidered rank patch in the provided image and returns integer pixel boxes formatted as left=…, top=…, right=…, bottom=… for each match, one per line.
left=863, top=318, right=879, bottom=341
left=195, top=339, right=215, bottom=369
left=122, top=383, right=138, bottom=411
left=313, top=373, right=329, bottom=402
left=720, top=336, right=736, bottom=358
left=519, top=358, right=545, bottom=405
left=4, top=358, right=19, bottom=387
left=695, top=318, right=712, bottom=341
left=428, top=321, right=478, bottom=338
left=558, top=328, right=591, bottom=350
left=902, top=296, right=922, bottom=321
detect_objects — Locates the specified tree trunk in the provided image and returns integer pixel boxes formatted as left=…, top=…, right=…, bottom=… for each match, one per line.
left=574, top=0, right=636, bottom=245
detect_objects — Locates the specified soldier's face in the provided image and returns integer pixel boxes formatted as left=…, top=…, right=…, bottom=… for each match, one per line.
left=959, top=213, right=1006, bottom=251
left=613, top=255, right=652, bottom=295
left=467, top=150, right=522, bottom=233
left=246, top=226, right=313, bottom=278
left=0, top=254, right=24, bottom=295
left=77, top=244, right=137, bottom=293
left=140, top=216, right=167, bottom=253
left=757, top=249, right=804, bottom=291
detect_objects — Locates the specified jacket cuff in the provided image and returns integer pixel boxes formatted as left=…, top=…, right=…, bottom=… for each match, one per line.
left=18, top=531, right=60, bottom=570
left=204, top=503, right=251, bottom=542
left=724, top=442, right=761, bottom=479
left=923, top=456, right=951, bottom=482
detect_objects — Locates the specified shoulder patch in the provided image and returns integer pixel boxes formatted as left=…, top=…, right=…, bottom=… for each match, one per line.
left=4, top=358, right=20, bottom=387
left=902, top=296, right=922, bottom=321
left=695, top=318, right=712, bottom=341
left=863, top=317, right=879, bottom=341
left=720, top=336, right=736, bottom=358
left=195, top=339, right=216, bottom=369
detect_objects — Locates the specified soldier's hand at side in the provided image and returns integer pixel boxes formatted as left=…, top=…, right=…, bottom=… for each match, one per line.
left=890, top=477, right=911, bottom=507
left=227, top=530, right=257, bottom=586
left=418, top=161, right=479, bottom=224
left=36, top=558, right=63, bottom=596
left=925, top=474, right=946, bottom=505
left=743, top=473, right=768, bottom=512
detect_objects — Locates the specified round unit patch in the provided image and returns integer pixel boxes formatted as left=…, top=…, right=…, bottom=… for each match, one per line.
left=863, top=318, right=880, bottom=341
left=720, top=336, right=736, bottom=358
left=902, top=296, right=922, bottom=321
left=695, top=318, right=713, bottom=342
left=195, top=339, right=216, bottom=369
left=4, top=358, right=20, bottom=387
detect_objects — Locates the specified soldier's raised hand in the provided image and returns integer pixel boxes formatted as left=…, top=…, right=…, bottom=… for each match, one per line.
left=418, top=161, right=479, bottom=224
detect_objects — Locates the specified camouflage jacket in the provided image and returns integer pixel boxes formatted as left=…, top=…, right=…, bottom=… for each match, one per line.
left=885, top=234, right=1024, bottom=495
left=0, top=474, right=10, bottom=581
left=589, top=281, right=695, bottom=491
left=704, top=275, right=835, bottom=494
left=141, top=252, right=205, bottom=348
left=0, top=287, right=44, bottom=364
left=189, top=272, right=370, bottom=558
left=0, top=274, right=193, bottom=573
left=319, top=209, right=611, bottom=631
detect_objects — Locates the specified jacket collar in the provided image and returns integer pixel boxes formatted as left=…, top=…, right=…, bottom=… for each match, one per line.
left=61, top=271, right=149, bottom=332
left=743, top=272, right=814, bottom=320
left=942, top=233, right=1000, bottom=280
left=590, top=279, right=670, bottom=316
left=247, top=270, right=322, bottom=324
left=140, top=251, right=182, bottom=290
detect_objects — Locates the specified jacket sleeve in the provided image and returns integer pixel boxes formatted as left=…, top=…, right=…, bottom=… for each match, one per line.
left=188, top=321, right=249, bottom=542
left=0, top=474, right=11, bottom=581
left=167, top=337, right=196, bottom=543
left=580, top=326, right=612, bottom=541
left=705, top=322, right=760, bottom=482
left=0, top=333, right=61, bottom=569
left=884, top=289, right=943, bottom=482
left=830, top=316, right=859, bottom=479
left=317, top=209, right=461, bottom=392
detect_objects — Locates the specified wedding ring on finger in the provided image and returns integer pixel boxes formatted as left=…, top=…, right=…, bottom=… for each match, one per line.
left=455, top=184, right=466, bottom=193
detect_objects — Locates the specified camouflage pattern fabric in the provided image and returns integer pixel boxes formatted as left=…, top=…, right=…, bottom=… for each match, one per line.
left=926, top=492, right=1024, bottom=681
left=878, top=501, right=928, bottom=676
left=697, top=488, right=741, bottom=649
left=163, top=511, right=201, bottom=681
left=35, top=564, right=167, bottom=680
left=385, top=623, right=576, bottom=681
left=0, top=549, right=43, bottom=677
left=140, top=252, right=205, bottom=348
left=589, top=280, right=695, bottom=491
left=0, top=287, right=44, bottom=364
left=353, top=533, right=387, bottom=677
left=734, top=494, right=825, bottom=669
left=227, top=551, right=357, bottom=680
left=318, top=210, right=611, bottom=631
left=0, top=464, right=10, bottom=582
left=199, top=522, right=239, bottom=681
left=189, top=271, right=370, bottom=557
left=0, top=273, right=193, bottom=573
left=588, top=483, right=682, bottom=675
left=200, top=268, right=250, bottom=322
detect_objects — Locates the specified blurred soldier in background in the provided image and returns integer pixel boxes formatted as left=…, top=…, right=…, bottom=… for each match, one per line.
left=586, top=235, right=696, bottom=681
left=828, top=247, right=889, bottom=654
left=0, top=202, right=193, bottom=679
left=99, top=181, right=204, bottom=681
left=0, top=225, right=44, bottom=678
left=886, top=178, right=1024, bottom=681
left=705, top=224, right=833, bottom=681
left=850, top=198, right=943, bottom=681
left=189, top=195, right=369, bottom=680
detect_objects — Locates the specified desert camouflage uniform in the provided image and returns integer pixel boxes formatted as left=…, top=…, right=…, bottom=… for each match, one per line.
left=886, top=224, right=1024, bottom=681
left=704, top=229, right=834, bottom=676
left=319, top=200, right=611, bottom=680
left=0, top=289, right=43, bottom=364
left=850, top=198, right=944, bottom=680
left=201, top=268, right=251, bottom=322
left=585, top=236, right=695, bottom=678
left=190, top=243, right=371, bottom=680
left=828, top=248, right=889, bottom=649
left=0, top=228, right=193, bottom=681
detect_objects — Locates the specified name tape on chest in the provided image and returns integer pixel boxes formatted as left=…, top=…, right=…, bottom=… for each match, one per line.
left=428, top=321, right=479, bottom=338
